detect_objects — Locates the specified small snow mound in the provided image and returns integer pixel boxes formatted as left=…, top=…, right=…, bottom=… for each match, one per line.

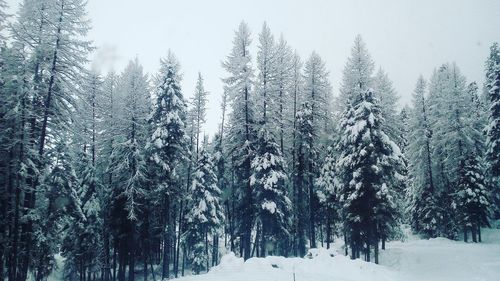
left=209, top=252, right=244, bottom=273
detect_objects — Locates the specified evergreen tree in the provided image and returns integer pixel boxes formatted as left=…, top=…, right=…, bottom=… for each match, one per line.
left=251, top=127, right=290, bottom=257
left=147, top=52, right=187, bottom=279
left=398, top=106, right=411, bottom=155
left=256, top=22, right=276, bottom=126
left=289, top=51, right=305, bottom=257
left=335, top=89, right=401, bottom=264
left=190, top=72, right=209, bottom=159
left=455, top=153, right=491, bottom=242
left=373, top=68, right=401, bottom=142
left=223, top=21, right=256, bottom=260
left=294, top=102, right=314, bottom=257
left=108, top=59, right=149, bottom=281
left=0, top=0, right=7, bottom=42
left=407, top=76, right=440, bottom=237
left=274, top=35, right=293, bottom=153
left=302, top=51, right=331, bottom=248
left=316, top=146, right=339, bottom=250
left=184, top=149, right=224, bottom=274
left=7, top=0, right=93, bottom=279
left=428, top=63, right=481, bottom=238
left=485, top=42, right=500, bottom=217
left=339, top=35, right=375, bottom=110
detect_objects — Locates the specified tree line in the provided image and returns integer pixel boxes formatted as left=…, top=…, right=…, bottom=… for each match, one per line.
left=0, top=1, right=499, bottom=281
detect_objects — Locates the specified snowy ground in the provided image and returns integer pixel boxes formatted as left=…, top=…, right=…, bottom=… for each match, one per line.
left=176, top=228, right=500, bottom=281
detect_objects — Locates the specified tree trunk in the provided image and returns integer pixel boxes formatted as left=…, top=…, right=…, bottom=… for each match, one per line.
left=181, top=246, right=186, bottom=276
left=366, top=242, right=370, bottom=262
left=161, top=196, right=170, bottom=280
left=350, top=241, right=356, bottom=260
left=472, top=224, right=477, bottom=243
left=478, top=226, right=482, bottom=243
left=143, top=252, right=147, bottom=281
left=149, top=255, right=156, bottom=281
left=308, top=166, right=316, bottom=249
left=118, top=242, right=126, bottom=281
left=344, top=233, right=348, bottom=256
left=212, top=235, right=218, bottom=266
left=326, top=210, right=331, bottom=249
left=205, top=229, right=209, bottom=272
left=463, top=226, right=468, bottom=242
left=374, top=240, right=379, bottom=264
left=113, top=247, right=117, bottom=281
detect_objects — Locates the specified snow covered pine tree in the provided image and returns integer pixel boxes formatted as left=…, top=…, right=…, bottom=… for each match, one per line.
left=336, top=89, right=402, bottom=264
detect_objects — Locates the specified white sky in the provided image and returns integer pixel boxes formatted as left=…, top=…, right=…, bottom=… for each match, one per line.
left=6, top=0, right=500, bottom=136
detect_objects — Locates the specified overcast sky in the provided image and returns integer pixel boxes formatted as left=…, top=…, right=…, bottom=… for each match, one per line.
left=6, top=0, right=500, bottom=136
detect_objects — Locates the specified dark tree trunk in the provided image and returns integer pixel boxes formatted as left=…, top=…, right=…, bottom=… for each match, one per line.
left=478, top=226, right=482, bottom=243
left=366, top=242, right=370, bottom=262
left=128, top=230, right=135, bottom=281
left=161, top=196, right=170, bottom=280
left=149, top=255, right=156, bottom=281
left=308, top=162, right=316, bottom=249
left=326, top=211, right=332, bottom=249
left=471, top=225, right=477, bottom=243
left=118, top=242, right=126, bottom=281
left=463, top=226, right=468, bottom=242
left=181, top=246, right=186, bottom=276
left=212, top=235, right=219, bottom=266
left=344, top=233, right=348, bottom=256
left=205, top=229, right=209, bottom=272
left=143, top=253, right=147, bottom=281
left=113, top=246, right=117, bottom=281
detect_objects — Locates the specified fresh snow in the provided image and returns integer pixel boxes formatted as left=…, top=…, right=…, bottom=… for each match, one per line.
left=173, top=227, right=500, bottom=281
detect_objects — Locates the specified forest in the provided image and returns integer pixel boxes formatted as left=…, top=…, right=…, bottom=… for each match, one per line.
left=0, top=0, right=499, bottom=281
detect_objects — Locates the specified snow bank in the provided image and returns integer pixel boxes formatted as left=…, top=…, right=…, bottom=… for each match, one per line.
left=176, top=228, right=500, bottom=281
left=177, top=248, right=396, bottom=281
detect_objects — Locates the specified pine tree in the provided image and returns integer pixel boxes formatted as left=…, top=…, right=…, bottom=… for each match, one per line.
left=467, top=82, right=488, bottom=155
left=8, top=0, right=93, bottom=279
left=0, top=0, right=7, bottom=42
left=316, top=146, right=339, bottom=250
left=97, top=71, right=118, bottom=281
left=336, top=89, right=400, bottom=264
left=256, top=22, right=276, bottom=126
left=44, top=140, right=85, bottom=281
left=108, top=59, right=149, bottom=281
left=398, top=106, right=411, bottom=155
left=147, top=52, right=187, bottom=279
left=251, top=127, right=290, bottom=257
left=485, top=42, right=500, bottom=105
left=339, top=35, right=375, bottom=110
left=60, top=70, right=104, bottom=281
left=302, top=51, right=330, bottom=249
left=223, top=21, right=256, bottom=260
left=428, top=63, right=481, bottom=238
left=407, top=76, right=440, bottom=237
left=289, top=51, right=305, bottom=257
left=184, top=149, right=224, bottom=274
left=485, top=42, right=500, bottom=218
left=373, top=68, right=401, bottom=142
left=455, top=153, right=491, bottom=243
left=294, top=102, right=314, bottom=257
left=0, top=39, right=36, bottom=281
left=190, top=72, right=209, bottom=159
left=274, top=35, right=293, bottom=153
